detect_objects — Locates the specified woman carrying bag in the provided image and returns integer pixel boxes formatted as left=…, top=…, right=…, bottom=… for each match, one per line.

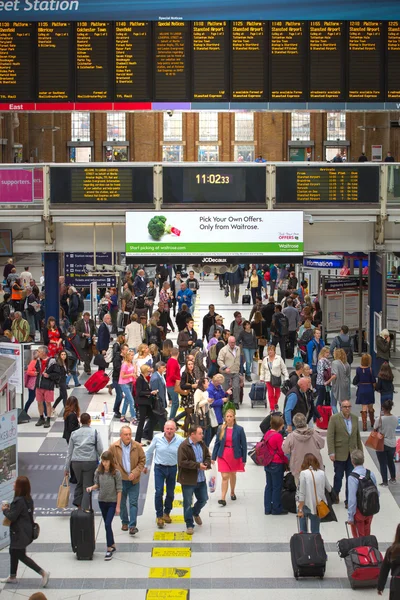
left=373, top=399, right=397, bottom=487
left=53, top=350, right=69, bottom=411
left=193, top=378, right=212, bottom=444
left=1, top=476, right=49, bottom=587
left=260, top=345, right=289, bottom=411
left=63, top=396, right=80, bottom=484
left=297, top=453, right=331, bottom=534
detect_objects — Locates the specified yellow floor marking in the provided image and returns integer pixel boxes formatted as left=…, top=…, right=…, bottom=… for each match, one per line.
left=149, top=567, right=191, bottom=579
left=152, top=547, right=191, bottom=558
left=173, top=499, right=183, bottom=508
left=146, top=591, right=189, bottom=600
left=153, top=532, right=192, bottom=541
left=170, top=515, right=185, bottom=523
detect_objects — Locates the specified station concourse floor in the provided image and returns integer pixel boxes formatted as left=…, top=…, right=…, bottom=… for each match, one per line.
left=1, top=278, right=400, bottom=600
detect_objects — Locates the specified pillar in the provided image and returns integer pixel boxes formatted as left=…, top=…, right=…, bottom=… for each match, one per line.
left=44, top=253, right=60, bottom=324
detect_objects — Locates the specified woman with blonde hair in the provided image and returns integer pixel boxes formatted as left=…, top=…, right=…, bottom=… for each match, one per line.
left=354, top=353, right=376, bottom=431
left=212, top=409, right=247, bottom=506
left=315, top=346, right=334, bottom=409
left=330, top=348, right=351, bottom=413
left=124, top=313, right=143, bottom=352
left=133, top=343, right=152, bottom=377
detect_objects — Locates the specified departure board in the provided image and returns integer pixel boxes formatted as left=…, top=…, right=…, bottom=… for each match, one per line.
left=387, top=21, right=400, bottom=100
left=50, top=166, right=153, bottom=204
left=270, top=21, right=307, bottom=101
left=115, top=21, right=152, bottom=101
left=309, top=21, right=345, bottom=101
left=276, top=166, right=380, bottom=204
left=231, top=21, right=267, bottom=100
left=348, top=21, right=384, bottom=101
left=154, top=21, right=190, bottom=101
left=0, top=22, right=34, bottom=101
left=192, top=21, right=229, bottom=100
left=76, top=21, right=113, bottom=101
left=37, top=22, right=73, bottom=101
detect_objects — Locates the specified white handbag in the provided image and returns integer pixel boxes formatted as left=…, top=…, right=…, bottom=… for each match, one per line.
left=209, top=407, right=218, bottom=428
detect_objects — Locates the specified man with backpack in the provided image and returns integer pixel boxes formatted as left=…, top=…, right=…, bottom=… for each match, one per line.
left=270, top=304, right=289, bottom=360
left=330, top=325, right=354, bottom=364
left=347, top=449, right=379, bottom=537
left=327, top=401, right=363, bottom=508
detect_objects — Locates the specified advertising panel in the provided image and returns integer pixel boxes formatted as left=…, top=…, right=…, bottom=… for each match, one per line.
left=0, top=345, right=22, bottom=394
left=0, top=169, right=33, bottom=203
left=0, top=410, right=18, bottom=550
left=126, top=210, right=303, bottom=259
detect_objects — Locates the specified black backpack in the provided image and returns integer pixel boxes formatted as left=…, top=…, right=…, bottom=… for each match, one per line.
left=277, top=314, right=289, bottom=337
left=136, top=295, right=145, bottom=309
left=336, top=336, right=354, bottom=364
left=350, top=470, right=380, bottom=517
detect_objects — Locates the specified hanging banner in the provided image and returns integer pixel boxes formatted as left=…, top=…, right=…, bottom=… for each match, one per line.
left=0, top=410, right=18, bottom=550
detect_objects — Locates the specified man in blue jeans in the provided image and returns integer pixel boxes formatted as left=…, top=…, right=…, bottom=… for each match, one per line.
left=109, top=426, right=146, bottom=535
left=177, top=425, right=211, bottom=535
left=144, top=420, right=184, bottom=529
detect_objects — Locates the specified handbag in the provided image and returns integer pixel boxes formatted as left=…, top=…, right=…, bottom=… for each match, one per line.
left=2, top=516, right=11, bottom=526
left=24, top=498, right=40, bottom=541
left=268, top=363, right=281, bottom=388
left=293, top=351, right=302, bottom=368
left=311, top=470, right=330, bottom=519
left=365, top=416, right=385, bottom=451
left=209, top=407, right=218, bottom=428
left=56, top=476, right=70, bottom=509
left=258, top=337, right=267, bottom=347
left=174, top=380, right=189, bottom=396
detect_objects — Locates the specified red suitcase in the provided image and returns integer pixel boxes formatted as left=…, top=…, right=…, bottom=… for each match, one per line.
left=84, top=370, right=110, bottom=394
left=317, top=405, right=332, bottom=430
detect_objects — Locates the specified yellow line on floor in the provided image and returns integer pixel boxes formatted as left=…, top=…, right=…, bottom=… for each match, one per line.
left=153, top=532, right=192, bottom=541
left=146, top=591, right=189, bottom=600
left=152, top=547, right=191, bottom=558
left=149, top=567, right=191, bottom=578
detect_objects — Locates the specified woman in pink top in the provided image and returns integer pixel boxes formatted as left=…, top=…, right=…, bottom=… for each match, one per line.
left=263, top=414, right=288, bottom=515
left=119, top=350, right=137, bottom=425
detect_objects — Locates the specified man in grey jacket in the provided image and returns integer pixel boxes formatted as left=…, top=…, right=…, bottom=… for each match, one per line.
left=65, top=413, right=103, bottom=509
left=217, top=336, right=241, bottom=409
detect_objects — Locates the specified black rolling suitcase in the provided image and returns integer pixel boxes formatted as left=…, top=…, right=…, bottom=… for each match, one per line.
left=70, top=492, right=95, bottom=560
left=290, top=518, right=327, bottom=579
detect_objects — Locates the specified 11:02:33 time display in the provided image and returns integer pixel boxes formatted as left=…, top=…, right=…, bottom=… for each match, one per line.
left=195, top=173, right=232, bottom=184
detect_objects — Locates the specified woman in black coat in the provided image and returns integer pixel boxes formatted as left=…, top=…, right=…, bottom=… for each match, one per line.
left=134, top=364, right=158, bottom=445
left=53, top=350, right=69, bottom=410
left=1, top=476, right=49, bottom=587
left=63, top=396, right=80, bottom=483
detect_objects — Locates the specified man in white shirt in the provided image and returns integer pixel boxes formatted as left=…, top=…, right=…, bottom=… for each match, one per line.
left=19, top=266, right=33, bottom=288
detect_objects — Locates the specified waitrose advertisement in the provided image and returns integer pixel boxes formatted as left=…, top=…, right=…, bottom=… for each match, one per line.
left=126, top=211, right=303, bottom=257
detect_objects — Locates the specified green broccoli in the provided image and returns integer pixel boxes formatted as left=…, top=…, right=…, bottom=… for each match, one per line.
left=148, top=215, right=167, bottom=240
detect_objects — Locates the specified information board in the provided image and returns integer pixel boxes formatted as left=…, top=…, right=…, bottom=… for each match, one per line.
left=276, top=166, right=380, bottom=204
left=76, top=21, right=113, bottom=101
left=65, top=252, right=117, bottom=287
left=37, top=22, right=73, bottom=101
left=50, top=166, right=153, bottom=204
left=270, top=21, right=307, bottom=101
left=163, top=166, right=266, bottom=204
left=1, top=21, right=400, bottom=103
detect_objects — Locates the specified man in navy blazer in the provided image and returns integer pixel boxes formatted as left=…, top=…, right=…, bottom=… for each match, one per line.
left=97, top=314, right=111, bottom=354
left=150, top=361, right=167, bottom=408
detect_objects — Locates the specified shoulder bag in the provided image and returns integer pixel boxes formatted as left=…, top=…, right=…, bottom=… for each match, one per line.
left=365, top=415, right=385, bottom=451
left=24, top=498, right=40, bottom=541
left=310, top=470, right=330, bottom=519
left=268, top=362, right=282, bottom=388
left=174, top=380, right=189, bottom=396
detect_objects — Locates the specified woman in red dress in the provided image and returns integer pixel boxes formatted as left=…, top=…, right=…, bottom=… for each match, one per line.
left=212, top=409, right=247, bottom=506
left=42, top=316, right=64, bottom=359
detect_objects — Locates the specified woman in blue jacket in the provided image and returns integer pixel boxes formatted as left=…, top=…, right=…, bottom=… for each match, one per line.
left=212, top=409, right=247, bottom=506
left=207, top=374, right=232, bottom=444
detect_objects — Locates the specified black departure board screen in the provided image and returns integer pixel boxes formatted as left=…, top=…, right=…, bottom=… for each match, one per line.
left=192, top=21, right=229, bottom=101
left=348, top=21, right=384, bottom=101
left=276, top=166, right=380, bottom=204
left=231, top=21, right=267, bottom=100
left=154, top=21, right=190, bottom=101
left=0, top=22, right=34, bottom=101
left=50, top=166, right=153, bottom=204
left=115, top=21, right=152, bottom=101
left=76, top=21, right=113, bottom=101
left=309, top=21, right=345, bottom=101
left=270, top=21, right=307, bottom=101
left=387, top=21, right=400, bottom=100
left=163, top=166, right=266, bottom=204
left=37, top=22, right=73, bottom=101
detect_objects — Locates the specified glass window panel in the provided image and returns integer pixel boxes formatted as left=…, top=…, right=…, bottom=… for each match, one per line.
left=291, top=112, right=310, bottom=141
left=199, top=112, right=218, bottom=142
left=327, top=112, right=346, bottom=141
left=235, top=113, right=254, bottom=141
left=163, top=112, right=183, bottom=141
left=71, top=112, right=90, bottom=142
left=162, top=144, right=184, bottom=162
left=234, top=145, right=255, bottom=162
left=198, top=145, right=219, bottom=162
left=106, top=113, right=126, bottom=141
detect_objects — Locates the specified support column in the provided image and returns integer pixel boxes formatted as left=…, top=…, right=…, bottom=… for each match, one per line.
left=368, top=252, right=383, bottom=375
left=44, top=253, right=60, bottom=325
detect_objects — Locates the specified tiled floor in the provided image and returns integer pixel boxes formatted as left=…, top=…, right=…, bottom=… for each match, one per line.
left=1, top=279, right=399, bottom=600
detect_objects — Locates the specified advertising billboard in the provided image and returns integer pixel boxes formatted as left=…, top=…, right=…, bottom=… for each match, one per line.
left=126, top=210, right=303, bottom=261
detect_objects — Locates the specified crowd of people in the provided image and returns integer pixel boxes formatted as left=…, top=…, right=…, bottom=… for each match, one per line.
left=0, top=260, right=399, bottom=596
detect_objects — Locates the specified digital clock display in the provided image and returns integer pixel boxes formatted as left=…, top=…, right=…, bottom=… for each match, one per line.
left=163, top=166, right=266, bottom=204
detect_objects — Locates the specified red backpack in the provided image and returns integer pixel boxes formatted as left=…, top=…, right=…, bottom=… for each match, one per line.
left=254, top=431, right=277, bottom=466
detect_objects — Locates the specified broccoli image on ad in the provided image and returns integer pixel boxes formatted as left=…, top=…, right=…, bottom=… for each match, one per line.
left=147, top=215, right=181, bottom=241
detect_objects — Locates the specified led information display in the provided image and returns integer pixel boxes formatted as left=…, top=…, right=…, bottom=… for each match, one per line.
left=76, top=21, right=113, bottom=101
left=0, top=22, right=34, bottom=101
left=50, top=166, right=153, bottom=204
left=163, top=166, right=266, bottom=204
left=1, top=21, right=400, bottom=102
left=276, top=166, right=380, bottom=204
left=37, top=21, right=73, bottom=101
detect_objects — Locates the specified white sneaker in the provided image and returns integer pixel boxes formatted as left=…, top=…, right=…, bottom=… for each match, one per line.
left=41, top=571, right=50, bottom=588
left=1, top=577, right=17, bottom=584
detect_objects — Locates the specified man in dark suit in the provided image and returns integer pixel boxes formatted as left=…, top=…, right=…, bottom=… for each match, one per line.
left=75, top=312, right=97, bottom=374
left=97, top=313, right=111, bottom=354
left=144, top=361, right=167, bottom=437
left=133, top=269, right=147, bottom=297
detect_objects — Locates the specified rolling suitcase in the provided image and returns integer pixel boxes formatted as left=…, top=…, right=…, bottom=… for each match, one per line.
left=70, top=493, right=95, bottom=560
left=338, top=523, right=382, bottom=589
left=84, top=370, right=110, bottom=394
left=317, top=405, right=332, bottom=430
left=249, top=382, right=267, bottom=408
left=290, top=518, right=327, bottom=580
left=242, top=289, right=251, bottom=304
